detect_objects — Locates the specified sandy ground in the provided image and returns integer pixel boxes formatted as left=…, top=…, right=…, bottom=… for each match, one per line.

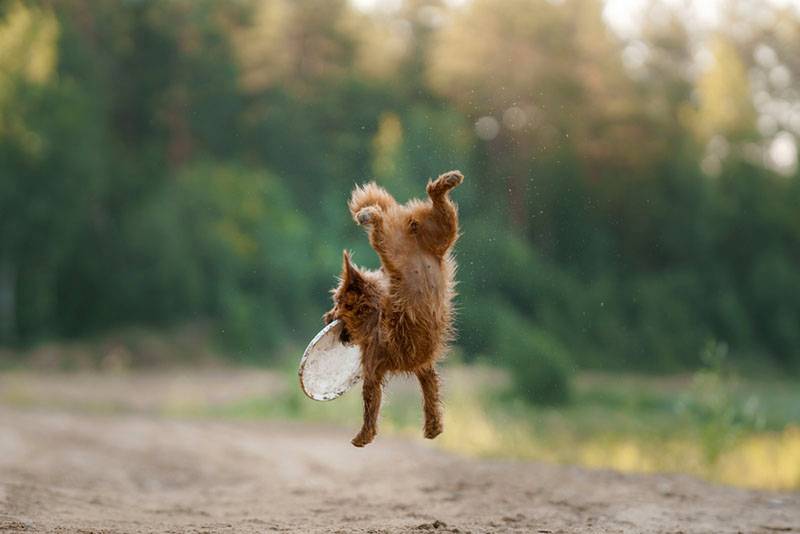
left=0, top=372, right=798, bottom=534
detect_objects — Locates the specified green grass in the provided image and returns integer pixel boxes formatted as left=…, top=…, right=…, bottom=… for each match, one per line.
left=194, top=363, right=800, bottom=491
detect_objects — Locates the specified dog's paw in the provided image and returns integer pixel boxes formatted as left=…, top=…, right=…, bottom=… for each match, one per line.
left=351, top=428, right=376, bottom=447
left=439, top=170, right=464, bottom=188
left=427, top=170, right=464, bottom=197
left=355, top=206, right=380, bottom=227
left=424, top=419, right=443, bottom=440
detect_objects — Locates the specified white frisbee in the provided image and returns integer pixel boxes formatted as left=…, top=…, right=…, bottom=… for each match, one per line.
left=298, top=319, right=362, bottom=401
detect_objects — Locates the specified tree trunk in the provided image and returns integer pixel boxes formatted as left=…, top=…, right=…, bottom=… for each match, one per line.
left=0, top=256, right=16, bottom=344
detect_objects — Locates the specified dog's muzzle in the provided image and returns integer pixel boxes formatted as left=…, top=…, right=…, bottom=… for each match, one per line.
left=339, top=325, right=351, bottom=344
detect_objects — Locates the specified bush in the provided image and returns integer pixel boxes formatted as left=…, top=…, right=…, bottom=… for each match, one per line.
left=493, top=307, right=575, bottom=406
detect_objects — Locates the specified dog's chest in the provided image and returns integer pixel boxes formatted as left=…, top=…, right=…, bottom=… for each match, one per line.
left=404, top=255, right=444, bottom=298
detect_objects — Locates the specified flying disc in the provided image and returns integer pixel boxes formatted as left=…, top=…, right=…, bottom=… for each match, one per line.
left=298, top=319, right=362, bottom=401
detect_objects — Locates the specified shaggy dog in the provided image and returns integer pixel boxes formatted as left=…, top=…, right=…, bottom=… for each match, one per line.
left=323, top=170, right=463, bottom=447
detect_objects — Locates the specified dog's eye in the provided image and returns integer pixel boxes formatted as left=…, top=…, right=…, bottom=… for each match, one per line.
left=343, top=294, right=357, bottom=309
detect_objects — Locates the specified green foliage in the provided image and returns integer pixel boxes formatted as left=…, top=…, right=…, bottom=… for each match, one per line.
left=126, top=161, right=316, bottom=357
left=676, top=341, right=767, bottom=464
left=492, top=306, right=575, bottom=405
left=0, top=0, right=799, bottom=375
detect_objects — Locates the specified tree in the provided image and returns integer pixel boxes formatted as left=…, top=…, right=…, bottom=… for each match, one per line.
left=0, top=1, right=104, bottom=343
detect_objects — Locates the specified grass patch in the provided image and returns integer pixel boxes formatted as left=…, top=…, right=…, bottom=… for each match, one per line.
left=200, top=363, right=800, bottom=491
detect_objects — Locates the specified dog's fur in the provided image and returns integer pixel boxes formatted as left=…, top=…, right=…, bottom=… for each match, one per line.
left=323, top=170, right=463, bottom=447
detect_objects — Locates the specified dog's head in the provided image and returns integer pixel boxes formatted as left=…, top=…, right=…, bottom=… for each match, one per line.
left=328, top=250, right=372, bottom=344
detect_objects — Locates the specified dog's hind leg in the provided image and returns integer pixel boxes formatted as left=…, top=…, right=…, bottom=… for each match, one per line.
left=415, top=170, right=463, bottom=257
left=352, top=368, right=385, bottom=447
left=416, top=365, right=443, bottom=439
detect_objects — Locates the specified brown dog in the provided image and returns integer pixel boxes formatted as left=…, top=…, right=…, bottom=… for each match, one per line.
left=323, top=170, right=463, bottom=447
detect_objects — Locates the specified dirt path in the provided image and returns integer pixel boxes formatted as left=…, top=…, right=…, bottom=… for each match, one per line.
left=0, top=371, right=798, bottom=533
left=0, top=409, right=797, bottom=533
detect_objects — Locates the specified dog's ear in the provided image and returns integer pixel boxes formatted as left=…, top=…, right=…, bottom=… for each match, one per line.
left=342, top=250, right=363, bottom=289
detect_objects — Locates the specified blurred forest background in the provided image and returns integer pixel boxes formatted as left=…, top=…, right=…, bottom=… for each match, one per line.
left=1, top=0, right=799, bottom=381
left=2, top=0, right=800, bottom=491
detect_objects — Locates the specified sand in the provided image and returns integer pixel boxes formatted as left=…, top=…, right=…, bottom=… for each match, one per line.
left=0, top=372, right=798, bottom=533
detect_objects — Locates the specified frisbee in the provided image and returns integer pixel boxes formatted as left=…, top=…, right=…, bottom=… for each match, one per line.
left=299, top=319, right=362, bottom=401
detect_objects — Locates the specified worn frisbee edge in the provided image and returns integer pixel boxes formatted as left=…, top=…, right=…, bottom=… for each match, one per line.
left=298, top=320, right=362, bottom=402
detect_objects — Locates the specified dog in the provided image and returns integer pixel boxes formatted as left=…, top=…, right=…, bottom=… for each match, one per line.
left=323, top=170, right=463, bottom=447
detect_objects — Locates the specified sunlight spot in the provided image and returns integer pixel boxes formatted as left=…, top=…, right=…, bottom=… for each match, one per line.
left=475, top=116, right=499, bottom=141
left=769, top=65, right=791, bottom=90
left=694, top=46, right=714, bottom=72
left=754, top=44, right=778, bottom=67
left=622, top=41, right=648, bottom=73
left=350, top=0, right=401, bottom=12
left=502, top=106, right=527, bottom=131
left=753, top=90, right=771, bottom=109
left=417, top=5, right=445, bottom=28
left=768, top=131, right=798, bottom=176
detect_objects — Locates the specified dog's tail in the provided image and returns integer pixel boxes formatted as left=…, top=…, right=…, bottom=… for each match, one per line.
left=348, top=182, right=397, bottom=218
